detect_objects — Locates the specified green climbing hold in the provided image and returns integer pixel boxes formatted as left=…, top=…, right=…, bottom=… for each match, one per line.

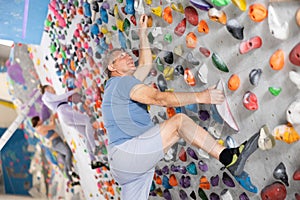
left=116, top=0, right=123, bottom=2
left=164, top=33, right=172, bottom=43
left=111, top=25, right=117, bottom=31
left=156, top=57, right=164, bottom=72
left=61, top=51, right=67, bottom=59
left=74, top=0, right=79, bottom=7
left=123, top=18, right=131, bottom=36
left=45, top=19, right=51, bottom=27
left=50, top=44, right=56, bottom=54
left=148, top=32, right=154, bottom=44
left=212, top=52, right=229, bottom=72
left=198, top=188, right=208, bottom=200
left=269, top=86, right=282, bottom=96
left=212, top=0, right=231, bottom=6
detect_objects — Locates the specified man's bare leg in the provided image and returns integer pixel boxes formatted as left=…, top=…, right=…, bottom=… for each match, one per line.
left=159, top=113, right=225, bottom=159
left=159, top=113, right=260, bottom=176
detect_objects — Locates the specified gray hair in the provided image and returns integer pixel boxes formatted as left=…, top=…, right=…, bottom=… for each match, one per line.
left=102, top=48, right=125, bottom=78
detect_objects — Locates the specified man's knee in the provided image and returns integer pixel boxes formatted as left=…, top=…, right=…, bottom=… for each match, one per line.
left=172, top=113, right=188, bottom=123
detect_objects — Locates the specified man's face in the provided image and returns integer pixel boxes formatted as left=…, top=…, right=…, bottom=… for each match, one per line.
left=109, top=50, right=136, bottom=76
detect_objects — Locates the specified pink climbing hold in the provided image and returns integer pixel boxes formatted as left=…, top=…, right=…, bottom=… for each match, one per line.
left=239, top=36, right=262, bottom=54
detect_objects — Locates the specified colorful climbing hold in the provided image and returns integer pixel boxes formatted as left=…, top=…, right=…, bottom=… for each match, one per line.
left=260, top=181, right=287, bottom=200
left=222, top=172, right=235, bottom=187
left=272, top=124, right=300, bottom=144
left=268, top=5, right=289, bottom=40
left=212, top=0, right=231, bottom=7
left=212, top=52, right=229, bottom=72
left=163, top=6, right=173, bottom=24
left=190, top=0, right=213, bottom=11
left=184, top=68, right=196, bottom=86
left=248, top=4, right=268, bottom=22
left=185, top=6, right=199, bottom=26
left=174, top=18, right=186, bottom=36
left=273, top=162, right=289, bottom=186
left=249, top=68, right=262, bottom=86
left=199, top=176, right=210, bottom=190
left=269, top=87, right=282, bottom=96
left=232, top=0, right=247, bottom=11
left=228, top=74, right=240, bottom=91
left=243, top=91, right=258, bottom=111
left=289, top=42, right=300, bottom=66
left=186, top=32, right=197, bottom=48
left=208, top=8, right=227, bottom=25
left=226, top=19, right=244, bottom=40
left=198, top=20, right=209, bottom=34
left=270, top=49, right=285, bottom=70
left=239, top=36, right=262, bottom=54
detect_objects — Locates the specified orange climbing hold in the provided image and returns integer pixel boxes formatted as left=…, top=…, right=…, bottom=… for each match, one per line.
left=78, top=6, right=84, bottom=15
left=186, top=32, right=197, bottom=48
left=270, top=49, right=285, bottom=71
left=167, top=107, right=176, bottom=118
left=208, top=8, right=227, bottom=25
left=272, top=123, right=300, bottom=144
left=156, top=176, right=162, bottom=185
left=248, top=4, right=268, bottom=22
left=199, top=176, right=210, bottom=190
left=228, top=74, right=240, bottom=91
left=147, top=15, right=153, bottom=27
left=169, top=174, right=178, bottom=186
left=296, top=8, right=300, bottom=27
left=184, top=68, right=196, bottom=86
left=198, top=20, right=209, bottom=34
left=163, top=6, right=173, bottom=24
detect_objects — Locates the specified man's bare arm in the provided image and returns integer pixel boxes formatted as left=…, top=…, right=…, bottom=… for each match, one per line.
left=130, top=84, right=224, bottom=107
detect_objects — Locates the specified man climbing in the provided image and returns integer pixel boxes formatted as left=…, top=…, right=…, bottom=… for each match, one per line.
left=102, top=14, right=260, bottom=199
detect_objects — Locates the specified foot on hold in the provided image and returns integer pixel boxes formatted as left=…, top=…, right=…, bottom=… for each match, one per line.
left=71, top=181, right=81, bottom=187
left=234, top=171, right=258, bottom=193
left=91, top=160, right=110, bottom=170
left=69, top=171, right=80, bottom=179
left=226, top=132, right=260, bottom=176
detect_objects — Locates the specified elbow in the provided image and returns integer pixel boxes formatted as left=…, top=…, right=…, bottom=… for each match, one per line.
left=153, top=92, right=168, bottom=107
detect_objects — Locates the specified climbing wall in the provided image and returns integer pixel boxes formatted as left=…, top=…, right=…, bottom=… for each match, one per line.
left=27, top=0, right=300, bottom=199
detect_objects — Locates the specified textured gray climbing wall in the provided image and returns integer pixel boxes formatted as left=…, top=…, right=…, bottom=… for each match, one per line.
left=25, top=0, right=300, bottom=199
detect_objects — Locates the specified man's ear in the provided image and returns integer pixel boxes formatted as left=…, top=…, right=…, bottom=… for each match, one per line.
left=108, top=64, right=115, bottom=72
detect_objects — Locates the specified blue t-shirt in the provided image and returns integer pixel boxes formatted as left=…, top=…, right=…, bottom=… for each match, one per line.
left=102, top=76, right=154, bottom=146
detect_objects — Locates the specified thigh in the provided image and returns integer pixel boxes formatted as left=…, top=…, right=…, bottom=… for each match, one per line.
left=109, top=125, right=164, bottom=175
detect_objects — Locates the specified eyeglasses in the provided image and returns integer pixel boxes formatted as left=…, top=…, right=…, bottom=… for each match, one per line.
left=111, top=51, right=130, bottom=65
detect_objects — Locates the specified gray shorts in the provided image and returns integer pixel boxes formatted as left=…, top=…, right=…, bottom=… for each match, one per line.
left=108, top=125, right=164, bottom=200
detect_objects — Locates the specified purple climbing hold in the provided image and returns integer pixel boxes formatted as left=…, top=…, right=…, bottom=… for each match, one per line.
left=155, top=167, right=163, bottom=176
left=190, top=0, right=213, bottom=11
left=222, top=172, right=235, bottom=187
left=210, top=174, right=219, bottom=187
left=187, top=147, right=198, bottom=160
left=198, top=160, right=208, bottom=172
left=179, top=189, right=188, bottom=200
left=163, top=189, right=172, bottom=200
left=162, top=165, right=170, bottom=175
left=178, top=166, right=187, bottom=174
left=198, top=110, right=210, bottom=121
left=171, top=164, right=179, bottom=172
left=239, top=192, right=250, bottom=200
left=210, top=192, right=220, bottom=200
left=179, top=175, right=191, bottom=188
left=101, top=1, right=110, bottom=9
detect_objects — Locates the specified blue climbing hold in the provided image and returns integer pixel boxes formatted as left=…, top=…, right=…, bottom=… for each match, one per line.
left=187, top=162, right=197, bottom=175
left=234, top=171, right=258, bottom=193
